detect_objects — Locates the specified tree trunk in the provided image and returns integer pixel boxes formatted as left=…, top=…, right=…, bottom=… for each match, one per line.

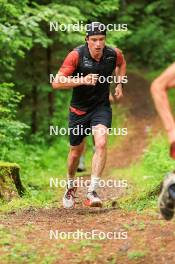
left=47, top=45, right=54, bottom=125
left=30, top=48, right=38, bottom=134
left=31, top=84, right=38, bottom=134
left=0, top=162, right=25, bottom=201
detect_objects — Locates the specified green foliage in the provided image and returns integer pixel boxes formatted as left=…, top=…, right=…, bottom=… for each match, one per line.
left=0, top=135, right=69, bottom=212
left=116, top=132, right=175, bottom=211
left=119, top=0, right=175, bottom=69
left=143, top=135, right=175, bottom=176
left=0, top=1, right=84, bottom=79
left=0, top=83, right=29, bottom=159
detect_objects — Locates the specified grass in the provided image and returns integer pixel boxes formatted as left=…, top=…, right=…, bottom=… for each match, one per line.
left=0, top=137, right=69, bottom=213
left=127, top=250, right=146, bottom=260
left=0, top=224, right=58, bottom=264
left=69, top=240, right=102, bottom=263
left=112, top=132, right=175, bottom=211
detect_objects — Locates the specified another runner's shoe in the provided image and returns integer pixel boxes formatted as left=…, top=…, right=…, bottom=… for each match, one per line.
left=63, top=186, right=77, bottom=209
left=84, top=191, right=102, bottom=207
left=158, top=172, right=175, bottom=220
left=77, top=156, right=86, bottom=172
left=77, top=166, right=86, bottom=172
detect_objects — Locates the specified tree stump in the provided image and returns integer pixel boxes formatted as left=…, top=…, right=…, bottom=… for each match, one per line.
left=0, top=161, right=25, bottom=201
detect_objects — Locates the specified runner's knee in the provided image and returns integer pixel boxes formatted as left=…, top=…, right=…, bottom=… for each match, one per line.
left=95, top=138, right=107, bottom=151
left=70, top=144, right=84, bottom=159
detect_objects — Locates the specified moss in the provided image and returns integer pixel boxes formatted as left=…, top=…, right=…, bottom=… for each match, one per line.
left=0, top=161, right=20, bottom=169
left=0, top=161, right=25, bottom=201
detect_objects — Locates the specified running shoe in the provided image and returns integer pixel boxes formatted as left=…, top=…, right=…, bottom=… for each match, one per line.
left=158, top=172, right=175, bottom=220
left=63, top=186, right=77, bottom=209
left=84, top=191, right=102, bottom=207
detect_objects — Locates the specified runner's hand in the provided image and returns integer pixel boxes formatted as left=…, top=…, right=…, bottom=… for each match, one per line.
left=114, top=84, right=123, bottom=99
left=109, top=93, right=116, bottom=104
left=83, top=74, right=99, bottom=86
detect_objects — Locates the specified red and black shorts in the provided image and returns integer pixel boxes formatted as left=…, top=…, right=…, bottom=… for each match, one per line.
left=68, top=105, right=112, bottom=146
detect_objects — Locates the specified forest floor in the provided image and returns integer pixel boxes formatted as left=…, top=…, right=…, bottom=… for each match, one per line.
left=0, top=73, right=175, bottom=264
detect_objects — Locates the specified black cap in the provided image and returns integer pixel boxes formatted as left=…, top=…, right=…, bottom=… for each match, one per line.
left=86, top=22, right=106, bottom=37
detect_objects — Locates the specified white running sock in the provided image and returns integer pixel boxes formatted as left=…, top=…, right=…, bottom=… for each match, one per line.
left=78, top=155, right=85, bottom=169
left=88, top=176, right=100, bottom=193
left=67, top=175, right=75, bottom=189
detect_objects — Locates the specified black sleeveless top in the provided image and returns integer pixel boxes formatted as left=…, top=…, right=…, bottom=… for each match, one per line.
left=70, top=43, right=117, bottom=112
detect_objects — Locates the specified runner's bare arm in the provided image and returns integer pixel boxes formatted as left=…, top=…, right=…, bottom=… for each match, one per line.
left=116, top=53, right=127, bottom=79
left=52, top=71, right=82, bottom=89
left=52, top=50, right=99, bottom=89
left=114, top=50, right=126, bottom=99
left=109, top=92, right=115, bottom=104
left=151, top=63, right=175, bottom=143
left=52, top=72, right=98, bottom=89
left=52, top=71, right=99, bottom=89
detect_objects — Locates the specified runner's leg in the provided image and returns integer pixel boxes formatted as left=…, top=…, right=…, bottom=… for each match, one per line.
left=63, top=139, right=85, bottom=209
left=84, top=124, right=108, bottom=207
left=68, top=139, right=85, bottom=180
left=91, top=124, right=108, bottom=179
left=77, top=141, right=86, bottom=172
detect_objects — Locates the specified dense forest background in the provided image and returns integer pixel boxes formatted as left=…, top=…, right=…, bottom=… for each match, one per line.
left=1, top=1, right=175, bottom=262
left=0, top=0, right=175, bottom=207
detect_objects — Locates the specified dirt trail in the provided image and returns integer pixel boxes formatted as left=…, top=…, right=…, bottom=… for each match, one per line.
left=1, top=73, right=175, bottom=264
left=106, top=72, right=158, bottom=170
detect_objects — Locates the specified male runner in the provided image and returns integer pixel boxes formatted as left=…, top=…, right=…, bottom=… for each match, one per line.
left=52, top=22, right=126, bottom=208
left=151, top=63, right=175, bottom=220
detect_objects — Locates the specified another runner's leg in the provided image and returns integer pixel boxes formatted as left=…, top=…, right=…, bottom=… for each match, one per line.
left=77, top=141, right=86, bottom=172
